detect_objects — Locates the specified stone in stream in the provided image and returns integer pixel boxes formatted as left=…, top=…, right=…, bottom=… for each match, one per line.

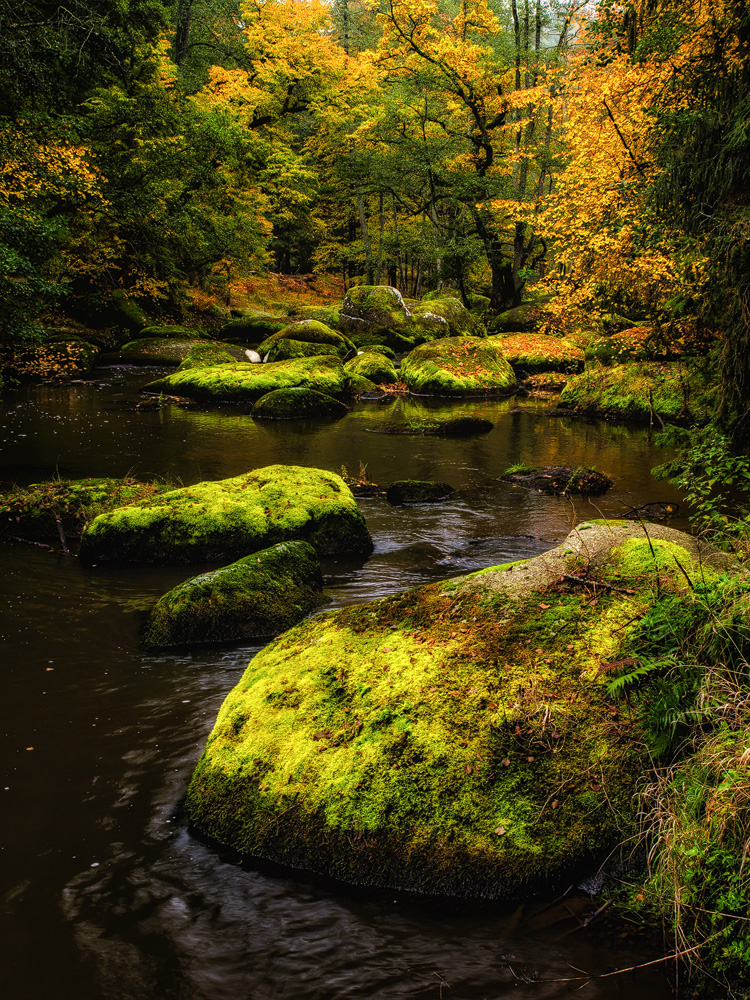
left=116, top=338, right=245, bottom=367
left=144, top=540, right=325, bottom=647
left=344, top=353, right=399, bottom=385
left=339, top=285, right=420, bottom=351
left=262, top=339, right=343, bottom=364
left=186, top=521, right=735, bottom=899
left=370, top=416, right=493, bottom=437
left=176, top=343, right=239, bottom=370
left=143, top=356, right=352, bottom=403
left=401, top=338, right=516, bottom=396
left=257, top=321, right=356, bottom=361
left=386, top=480, right=456, bottom=504
left=251, top=388, right=349, bottom=420
left=502, top=465, right=612, bottom=496
left=79, top=465, right=373, bottom=564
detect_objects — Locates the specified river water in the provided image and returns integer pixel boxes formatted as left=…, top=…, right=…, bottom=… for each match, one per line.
left=0, top=368, right=681, bottom=1000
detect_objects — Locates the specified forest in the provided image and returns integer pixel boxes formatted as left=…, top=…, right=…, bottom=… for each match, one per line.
left=2, top=1, right=750, bottom=998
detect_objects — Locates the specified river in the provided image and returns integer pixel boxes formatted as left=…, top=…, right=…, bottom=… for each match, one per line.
left=0, top=366, right=680, bottom=999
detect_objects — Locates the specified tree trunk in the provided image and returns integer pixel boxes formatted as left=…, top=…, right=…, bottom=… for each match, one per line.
left=356, top=189, right=374, bottom=285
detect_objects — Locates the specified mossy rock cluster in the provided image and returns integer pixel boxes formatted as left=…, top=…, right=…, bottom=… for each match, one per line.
left=494, top=334, right=584, bottom=374
left=386, top=480, right=455, bottom=504
left=251, top=388, right=349, bottom=420
left=0, top=339, right=100, bottom=383
left=369, top=416, right=493, bottom=437
left=177, top=343, right=239, bottom=371
left=294, top=305, right=341, bottom=327
left=144, top=540, right=325, bottom=647
left=401, top=337, right=516, bottom=396
left=79, top=465, right=373, bottom=564
left=344, top=353, right=398, bottom=385
left=559, top=362, right=711, bottom=423
left=412, top=298, right=486, bottom=338
left=187, top=521, right=732, bottom=899
left=258, top=321, right=356, bottom=361
left=144, top=356, right=351, bottom=403
left=0, top=477, right=168, bottom=544
left=339, top=286, right=420, bottom=351
left=502, top=465, right=612, bottom=496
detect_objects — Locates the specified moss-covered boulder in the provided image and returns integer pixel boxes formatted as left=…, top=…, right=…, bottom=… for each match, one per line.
left=218, top=315, right=287, bottom=342
left=252, top=388, right=349, bottom=420
left=258, top=321, right=355, bottom=361
left=80, top=465, right=373, bottom=565
left=186, top=521, right=733, bottom=899
left=144, top=356, right=351, bottom=403
left=262, top=339, right=340, bottom=364
left=502, top=465, right=612, bottom=495
left=357, top=344, right=397, bottom=360
left=177, top=343, right=240, bottom=371
left=488, top=301, right=549, bottom=333
left=412, top=298, right=486, bottom=338
left=401, top=337, right=516, bottom=396
left=344, top=353, right=399, bottom=385
left=559, top=362, right=711, bottom=423
left=117, top=338, right=227, bottom=366
left=0, top=339, right=100, bottom=382
left=369, top=416, right=493, bottom=437
left=494, top=334, right=584, bottom=374
left=140, top=325, right=207, bottom=340
left=144, top=540, right=325, bottom=647
left=338, top=285, right=422, bottom=350
left=347, top=374, right=385, bottom=398
left=295, top=305, right=341, bottom=328
left=386, top=480, right=455, bottom=504
left=584, top=327, right=683, bottom=366
left=0, top=477, right=168, bottom=544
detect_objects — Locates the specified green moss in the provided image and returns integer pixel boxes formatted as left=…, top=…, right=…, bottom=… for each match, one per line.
left=177, top=343, right=239, bottom=371
left=493, top=334, right=584, bottom=374
left=188, top=520, right=719, bottom=898
left=118, top=338, right=222, bottom=366
left=140, top=325, right=207, bottom=340
left=346, top=374, right=382, bottom=396
left=401, top=337, right=516, bottom=396
left=258, top=321, right=355, bottom=360
left=344, top=353, right=398, bottom=384
left=263, top=339, right=342, bottom=363
left=218, top=316, right=287, bottom=341
left=559, top=362, right=711, bottom=423
left=339, top=285, right=418, bottom=349
left=144, top=356, right=351, bottom=403
left=411, top=298, right=486, bottom=337
left=488, top=301, right=548, bottom=333
left=80, top=465, right=373, bottom=564
left=0, top=477, right=168, bottom=544
left=356, top=344, right=396, bottom=360
left=295, top=305, right=341, bottom=327
left=252, top=388, right=349, bottom=420
left=144, top=540, right=324, bottom=647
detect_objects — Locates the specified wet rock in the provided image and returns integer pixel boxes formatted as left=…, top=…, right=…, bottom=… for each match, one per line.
left=412, top=297, right=486, bottom=337
left=144, top=540, right=325, bottom=647
left=186, top=521, right=733, bottom=899
left=344, top=353, right=398, bottom=385
left=502, top=465, right=613, bottom=496
left=177, top=343, right=239, bottom=370
left=218, top=315, right=287, bottom=342
left=401, top=337, right=516, bottom=396
left=386, top=480, right=456, bottom=504
left=0, top=339, right=100, bottom=383
left=79, top=465, right=373, bottom=564
left=252, top=387, right=349, bottom=420
left=115, top=338, right=240, bottom=367
left=258, top=321, right=356, bottom=361
left=370, top=416, right=493, bottom=436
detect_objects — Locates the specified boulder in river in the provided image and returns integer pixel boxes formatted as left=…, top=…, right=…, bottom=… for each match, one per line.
left=370, top=416, right=493, bottom=437
left=252, top=388, right=349, bottom=420
left=177, top=343, right=239, bottom=370
left=116, top=338, right=241, bottom=367
left=218, top=315, right=287, bottom=342
left=144, top=540, right=325, bottom=647
left=502, top=465, right=613, bottom=496
left=186, top=520, right=734, bottom=899
left=339, top=286, right=421, bottom=351
left=493, top=334, right=584, bottom=374
left=258, top=321, right=356, bottom=361
left=411, top=297, right=486, bottom=338
left=401, top=337, right=516, bottom=396
left=143, top=356, right=352, bottom=403
left=344, top=353, right=398, bottom=385
left=79, top=465, right=373, bottom=564
left=386, top=480, right=456, bottom=504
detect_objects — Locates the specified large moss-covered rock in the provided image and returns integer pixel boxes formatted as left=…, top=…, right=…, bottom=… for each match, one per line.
left=559, top=362, right=711, bottom=423
left=80, top=465, right=373, bottom=564
left=493, top=334, right=584, bottom=374
left=412, top=298, right=486, bottom=338
left=369, top=416, right=493, bottom=437
left=0, top=477, right=168, bottom=544
left=401, top=337, right=516, bottom=396
left=140, top=325, right=207, bottom=340
left=295, top=305, right=341, bottom=327
left=262, top=339, right=340, bottom=364
left=117, top=338, right=227, bottom=366
left=338, top=286, right=423, bottom=350
left=584, top=327, right=683, bottom=366
left=144, top=540, right=325, bottom=647
left=357, top=343, right=397, bottom=360
left=177, top=343, right=240, bottom=371
left=218, top=315, right=287, bottom=342
left=258, top=321, right=355, bottom=361
left=144, top=356, right=351, bottom=403
left=186, top=521, right=732, bottom=899
left=252, top=388, right=349, bottom=420
left=344, top=353, right=398, bottom=385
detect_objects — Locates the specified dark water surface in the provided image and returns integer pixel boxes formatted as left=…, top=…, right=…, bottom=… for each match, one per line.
left=0, top=369, right=681, bottom=1000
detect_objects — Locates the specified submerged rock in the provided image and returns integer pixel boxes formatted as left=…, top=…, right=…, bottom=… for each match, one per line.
left=187, top=521, right=732, bottom=899
left=344, top=353, right=398, bottom=385
left=401, top=338, right=516, bottom=396
left=144, top=356, right=352, bottom=403
left=370, top=416, right=493, bottom=437
left=386, top=480, right=455, bottom=504
left=502, top=465, right=613, bottom=496
left=559, top=362, right=710, bottom=423
left=144, top=540, right=325, bottom=647
left=252, top=388, right=349, bottom=420
left=79, top=465, right=373, bottom=564
left=0, top=477, right=168, bottom=544
left=493, top=334, right=584, bottom=374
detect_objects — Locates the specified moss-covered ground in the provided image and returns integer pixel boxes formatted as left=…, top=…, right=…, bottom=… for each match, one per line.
left=401, top=337, right=516, bottom=396
left=80, top=465, right=373, bottom=564
left=187, top=521, right=731, bottom=899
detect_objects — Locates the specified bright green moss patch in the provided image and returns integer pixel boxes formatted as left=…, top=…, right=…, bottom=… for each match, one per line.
left=144, top=540, right=324, bottom=647
left=252, top=388, right=349, bottom=420
left=258, top=321, right=355, bottom=360
left=493, top=334, right=584, bottom=374
left=188, top=520, right=725, bottom=898
left=344, top=353, right=398, bottom=384
left=144, top=356, right=351, bottom=403
left=411, top=298, right=486, bottom=337
left=118, top=338, right=225, bottom=366
left=401, top=337, right=516, bottom=396
left=79, top=465, right=373, bottom=564
left=0, top=477, right=168, bottom=544
left=559, top=362, right=711, bottom=423
left=177, top=343, right=238, bottom=370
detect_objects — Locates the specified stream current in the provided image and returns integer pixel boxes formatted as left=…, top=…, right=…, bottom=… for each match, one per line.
left=0, top=367, right=682, bottom=1000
